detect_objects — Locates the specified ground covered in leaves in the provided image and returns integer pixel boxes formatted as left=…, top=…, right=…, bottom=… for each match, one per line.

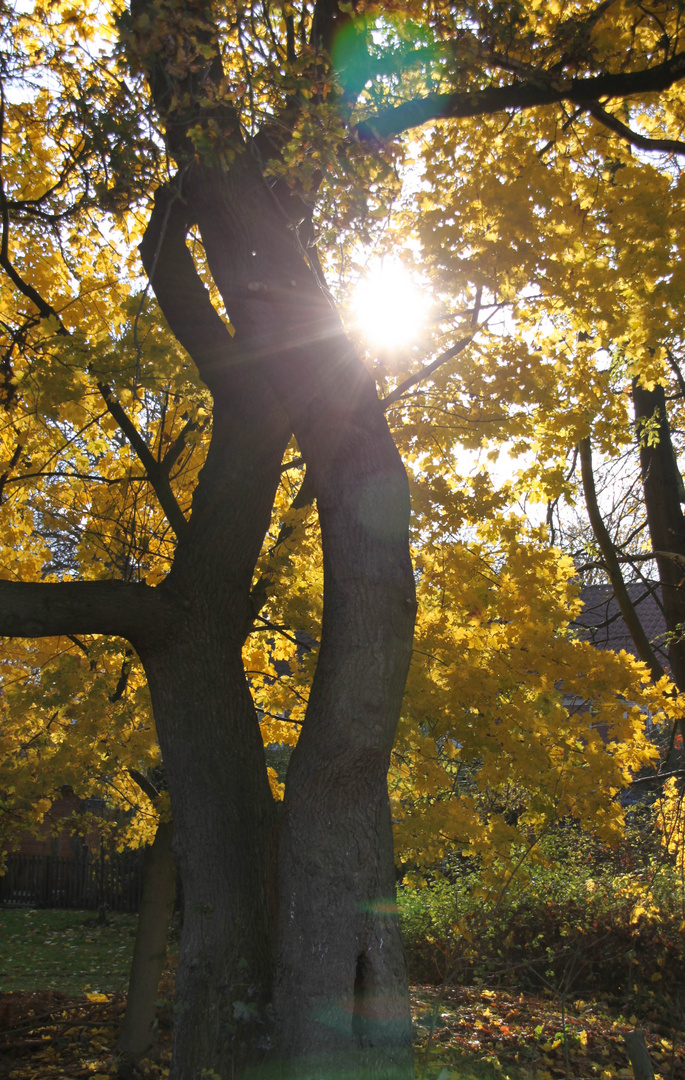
left=413, top=986, right=682, bottom=1079
left=1, top=908, right=681, bottom=1079
left=0, top=984, right=681, bottom=1080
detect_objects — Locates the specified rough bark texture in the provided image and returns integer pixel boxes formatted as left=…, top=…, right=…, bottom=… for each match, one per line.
left=175, top=157, right=417, bottom=1079
left=633, top=381, right=685, bottom=692
left=271, top=381, right=415, bottom=1079
left=136, top=388, right=290, bottom=1078
left=119, top=820, right=176, bottom=1060
left=142, top=624, right=278, bottom=1079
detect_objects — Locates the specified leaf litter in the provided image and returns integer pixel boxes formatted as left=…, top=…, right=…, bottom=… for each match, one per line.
left=0, top=984, right=681, bottom=1079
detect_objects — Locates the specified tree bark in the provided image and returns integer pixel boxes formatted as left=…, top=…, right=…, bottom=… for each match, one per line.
left=141, top=621, right=278, bottom=1080
left=177, top=156, right=417, bottom=1078
left=0, top=579, right=167, bottom=646
left=633, top=381, right=685, bottom=692
left=135, top=383, right=290, bottom=1078
left=119, top=820, right=176, bottom=1061
left=271, top=395, right=416, bottom=1080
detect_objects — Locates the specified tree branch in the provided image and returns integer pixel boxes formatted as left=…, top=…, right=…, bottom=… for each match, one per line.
left=98, top=382, right=188, bottom=539
left=139, top=182, right=239, bottom=403
left=128, top=767, right=160, bottom=802
left=0, top=579, right=168, bottom=647
left=160, top=417, right=198, bottom=475
left=247, top=470, right=314, bottom=634
left=381, top=336, right=474, bottom=409
left=356, top=52, right=685, bottom=141
left=588, top=102, right=685, bottom=155
left=579, top=436, right=666, bottom=682
left=577, top=550, right=685, bottom=572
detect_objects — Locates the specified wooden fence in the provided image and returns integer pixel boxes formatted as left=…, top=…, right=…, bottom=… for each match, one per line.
left=0, top=849, right=146, bottom=911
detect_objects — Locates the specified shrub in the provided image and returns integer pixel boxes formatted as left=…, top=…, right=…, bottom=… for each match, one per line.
left=398, top=823, right=685, bottom=1009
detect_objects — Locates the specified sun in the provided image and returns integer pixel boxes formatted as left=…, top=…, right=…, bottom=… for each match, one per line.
left=352, top=258, right=429, bottom=351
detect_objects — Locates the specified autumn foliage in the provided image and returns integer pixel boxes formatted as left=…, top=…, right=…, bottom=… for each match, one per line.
left=3, top=0, right=685, bottom=1075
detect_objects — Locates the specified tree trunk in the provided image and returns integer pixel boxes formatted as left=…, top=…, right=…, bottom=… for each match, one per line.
left=271, top=364, right=416, bottom=1080
left=119, top=820, right=176, bottom=1060
left=579, top=435, right=665, bottom=681
left=633, top=380, right=685, bottom=692
left=182, top=159, right=417, bottom=1078
left=132, top=387, right=290, bottom=1079
left=142, top=625, right=278, bottom=1080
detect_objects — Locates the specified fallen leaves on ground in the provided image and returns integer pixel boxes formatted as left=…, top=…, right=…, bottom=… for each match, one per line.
left=0, top=910, right=138, bottom=995
left=412, top=985, right=684, bottom=1079
left=0, top=985, right=681, bottom=1079
left=0, top=989, right=172, bottom=1079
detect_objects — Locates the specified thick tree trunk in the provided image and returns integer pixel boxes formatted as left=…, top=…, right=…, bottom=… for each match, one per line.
left=131, top=384, right=290, bottom=1078
left=119, top=820, right=176, bottom=1061
left=272, top=368, right=416, bottom=1080
left=184, top=159, right=417, bottom=1078
left=142, top=625, right=278, bottom=1080
left=633, top=381, right=685, bottom=691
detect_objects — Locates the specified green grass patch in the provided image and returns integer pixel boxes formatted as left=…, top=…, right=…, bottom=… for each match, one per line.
left=0, top=908, right=137, bottom=994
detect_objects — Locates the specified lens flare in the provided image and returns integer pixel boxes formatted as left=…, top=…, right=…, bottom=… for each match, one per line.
left=353, top=259, right=428, bottom=350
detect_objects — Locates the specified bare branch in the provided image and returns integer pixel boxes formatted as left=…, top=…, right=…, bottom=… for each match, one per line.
left=381, top=336, right=474, bottom=409
left=253, top=613, right=315, bottom=651
left=98, top=382, right=188, bottom=539
left=109, top=647, right=134, bottom=702
left=579, top=435, right=666, bottom=682
left=128, top=767, right=160, bottom=802
left=588, top=101, right=685, bottom=155
left=356, top=52, right=685, bottom=142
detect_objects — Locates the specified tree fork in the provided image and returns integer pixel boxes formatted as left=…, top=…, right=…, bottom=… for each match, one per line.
left=180, top=153, right=417, bottom=1074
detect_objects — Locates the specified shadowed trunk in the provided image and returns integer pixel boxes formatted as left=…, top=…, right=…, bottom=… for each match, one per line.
left=131, top=370, right=290, bottom=1077
left=119, top=820, right=176, bottom=1060
left=142, top=622, right=278, bottom=1079
left=180, top=157, right=417, bottom=1079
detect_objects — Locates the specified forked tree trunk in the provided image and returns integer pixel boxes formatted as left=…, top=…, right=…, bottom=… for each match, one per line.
left=128, top=113, right=418, bottom=1071
left=181, top=158, right=417, bottom=1079
left=119, top=820, right=176, bottom=1060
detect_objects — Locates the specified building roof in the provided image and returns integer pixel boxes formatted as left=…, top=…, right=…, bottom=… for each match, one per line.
left=575, top=581, right=668, bottom=667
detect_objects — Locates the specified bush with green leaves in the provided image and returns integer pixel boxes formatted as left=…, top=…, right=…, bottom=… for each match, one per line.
left=399, top=821, right=685, bottom=1011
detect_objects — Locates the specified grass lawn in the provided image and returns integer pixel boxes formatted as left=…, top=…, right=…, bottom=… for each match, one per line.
left=0, top=908, right=138, bottom=995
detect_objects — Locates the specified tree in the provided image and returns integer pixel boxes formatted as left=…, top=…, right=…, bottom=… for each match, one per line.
left=2, top=1, right=685, bottom=1078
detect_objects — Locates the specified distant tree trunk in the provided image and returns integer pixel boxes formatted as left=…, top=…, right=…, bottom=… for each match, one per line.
left=119, top=820, right=176, bottom=1060
left=579, top=434, right=665, bottom=682
left=633, top=381, right=685, bottom=695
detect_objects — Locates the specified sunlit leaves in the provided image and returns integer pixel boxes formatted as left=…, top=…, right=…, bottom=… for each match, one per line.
left=3, top=0, right=685, bottom=887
